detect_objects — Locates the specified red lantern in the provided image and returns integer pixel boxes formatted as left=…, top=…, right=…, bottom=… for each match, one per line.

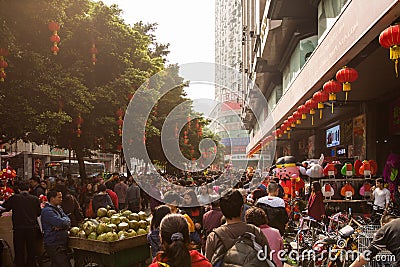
left=90, top=43, right=98, bottom=65
left=50, top=34, right=61, bottom=43
left=0, top=48, right=9, bottom=82
left=48, top=21, right=60, bottom=31
left=305, top=99, right=318, bottom=125
left=336, top=66, right=358, bottom=101
left=0, top=71, right=6, bottom=81
left=297, top=105, right=309, bottom=120
left=288, top=115, right=296, bottom=128
left=76, top=128, right=82, bottom=137
left=48, top=21, right=60, bottom=55
left=50, top=45, right=59, bottom=55
left=116, top=108, right=124, bottom=117
left=283, top=120, right=290, bottom=132
left=323, top=80, right=342, bottom=113
left=313, top=91, right=329, bottom=119
left=379, top=24, right=400, bottom=77
left=116, top=119, right=123, bottom=126
left=276, top=129, right=283, bottom=138
left=293, top=111, right=302, bottom=125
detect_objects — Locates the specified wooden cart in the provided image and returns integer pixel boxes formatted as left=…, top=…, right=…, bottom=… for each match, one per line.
left=68, top=234, right=150, bottom=267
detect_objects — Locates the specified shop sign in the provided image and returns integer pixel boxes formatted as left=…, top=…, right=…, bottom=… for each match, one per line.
left=353, top=114, right=366, bottom=160
left=50, top=147, right=69, bottom=156
left=337, top=147, right=347, bottom=157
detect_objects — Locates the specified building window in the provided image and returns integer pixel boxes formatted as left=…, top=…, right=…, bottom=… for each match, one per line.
left=318, top=0, right=349, bottom=41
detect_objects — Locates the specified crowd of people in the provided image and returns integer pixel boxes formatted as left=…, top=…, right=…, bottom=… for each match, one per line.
left=1, top=169, right=400, bottom=266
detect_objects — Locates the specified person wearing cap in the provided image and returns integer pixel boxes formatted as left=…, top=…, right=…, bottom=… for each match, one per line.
left=148, top=213, right=211, bottom=267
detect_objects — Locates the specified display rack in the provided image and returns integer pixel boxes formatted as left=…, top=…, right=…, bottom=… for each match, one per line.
left=319, top=178, right=372, bottom=212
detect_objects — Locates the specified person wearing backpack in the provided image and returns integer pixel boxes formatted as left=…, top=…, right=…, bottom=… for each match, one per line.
left=149, top=213, right=212, bottom=267
left=205, top=189, right=274, bottom=267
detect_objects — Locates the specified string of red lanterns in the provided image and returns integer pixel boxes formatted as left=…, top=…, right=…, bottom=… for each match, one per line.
left=90, top=43, right=98, bottom=65
left=75, top=114, right=83, bottom=137
left=0, top=48, right=9, bottom=82
left=48, top=21, right=61, bottom=55
left=116, top=108, right=124, bottom=137
left=379, top=24, right=400, bottom=77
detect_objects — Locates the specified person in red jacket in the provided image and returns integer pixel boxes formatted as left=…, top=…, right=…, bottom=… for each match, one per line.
left=106, top=188, right=119, bottom=211
left=307, top=181, right=325, bottom=221
left=149, top=213, right=211, bottom=267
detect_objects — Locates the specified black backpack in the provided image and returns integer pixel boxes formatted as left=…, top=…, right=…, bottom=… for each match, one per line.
left=210, top=229, right=276, bottom=267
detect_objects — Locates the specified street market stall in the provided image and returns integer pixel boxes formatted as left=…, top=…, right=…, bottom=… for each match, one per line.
left=69, top=234, right=150, bottom=267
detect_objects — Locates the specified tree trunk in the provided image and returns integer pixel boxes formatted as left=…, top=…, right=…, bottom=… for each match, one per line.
left=75, top=146, right=87, bottom=180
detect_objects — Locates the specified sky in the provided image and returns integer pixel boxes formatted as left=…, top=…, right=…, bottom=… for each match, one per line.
left=97, top=0, right=216, bottom=101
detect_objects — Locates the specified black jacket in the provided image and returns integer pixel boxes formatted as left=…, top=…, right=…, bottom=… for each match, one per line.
left=92, top=193, right=114, bottom=213
left=256, top=202, right=288, bottom=235
left=2, top=192, right=41, bottom=229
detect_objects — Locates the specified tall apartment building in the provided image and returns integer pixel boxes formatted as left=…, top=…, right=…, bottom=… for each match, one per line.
left=214, top=0, right=258, bottom=169
left=242, top=0, right=400, bottom=170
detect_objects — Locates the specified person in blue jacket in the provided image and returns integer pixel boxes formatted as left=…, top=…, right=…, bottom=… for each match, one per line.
left=41, top=189, right=72, bottom=267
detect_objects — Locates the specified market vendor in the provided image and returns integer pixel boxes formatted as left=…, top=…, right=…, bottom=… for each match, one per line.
left=41, top=190, right=72, bottom=267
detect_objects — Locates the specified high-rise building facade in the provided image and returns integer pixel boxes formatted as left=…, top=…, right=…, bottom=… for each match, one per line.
left=214, top=0, right=258, bottom=169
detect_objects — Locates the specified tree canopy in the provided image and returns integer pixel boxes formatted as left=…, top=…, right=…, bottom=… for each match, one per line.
left=0, top=0, right=221, bottom=177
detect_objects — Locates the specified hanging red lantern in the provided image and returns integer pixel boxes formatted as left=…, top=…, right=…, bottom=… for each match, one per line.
left=313, top=91, right=329, bottom=119
left=276, top=129, right=283, bottom=138
left=336, top=66, right=358, bottom=101
left=116, top=108, right=124, bottom=137
left=323, top=80, right=342, bottom=113
left=297, top=105, right=309, bottom=120
left=116, top=108, right=124, bottom=117
left=288, top=116, right=296, bottom=128
left=75, top=114, right=83, bottom=137
left=379, top=24, right=400, bottom=77
left=90, top=43, right=98, bottom=65
left=0, top=48, right=9, bottom=82
left=293, top=111, right=302, bottom=125
left=305, top=99, right=318, bottom=125
left=283, top=120, right=290, bottom=132
left=48, top=21, right=60, bottom=55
